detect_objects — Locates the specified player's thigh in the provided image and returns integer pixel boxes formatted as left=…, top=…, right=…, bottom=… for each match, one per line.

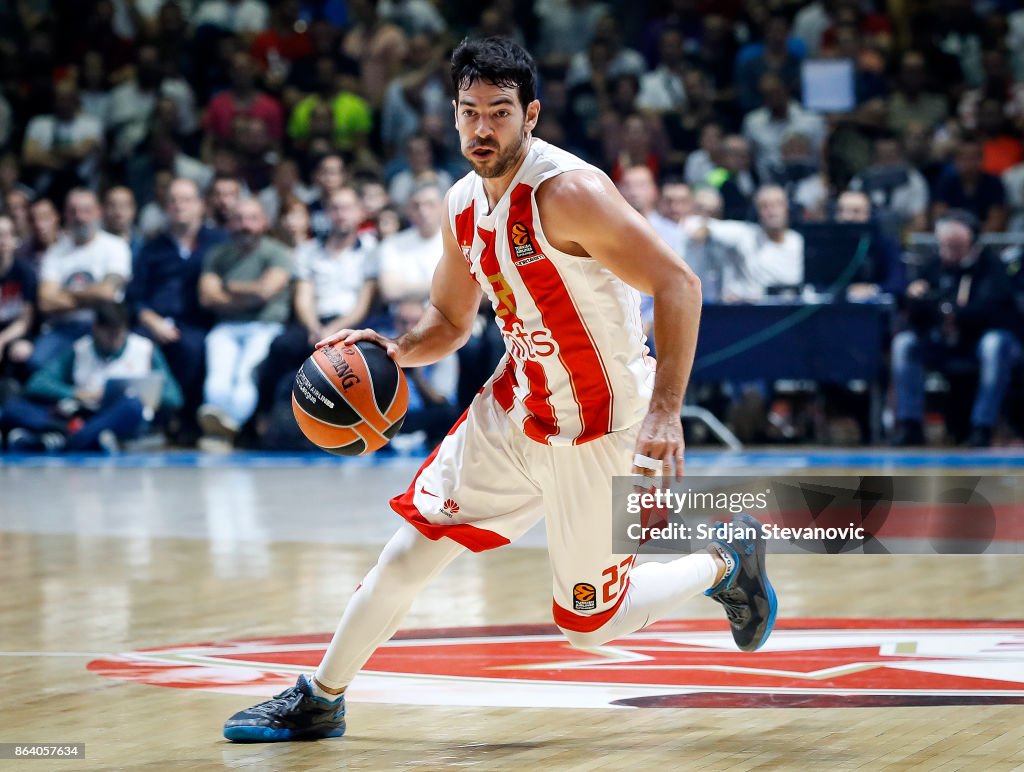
left=391, top=393, right=544, bottom=551
left=541, top=422, right=640, bottom=626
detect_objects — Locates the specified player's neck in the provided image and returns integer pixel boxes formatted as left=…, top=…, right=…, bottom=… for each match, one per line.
left=481, top=138, right=532, bottom=211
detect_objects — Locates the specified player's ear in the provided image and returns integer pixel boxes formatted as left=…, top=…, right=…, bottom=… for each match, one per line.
left=525, top=99, right=540, bottom=133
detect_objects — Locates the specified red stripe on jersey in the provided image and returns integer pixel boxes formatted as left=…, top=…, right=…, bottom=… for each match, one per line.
left=492, top=356, right=516, bottom=413
left=454, top=202, right=475, bottom=261
left=507, top=183, right=613, bottom=443
left=478, top=226, right=558, bottom=442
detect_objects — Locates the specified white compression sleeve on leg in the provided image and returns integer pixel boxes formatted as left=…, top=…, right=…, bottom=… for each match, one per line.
left=315, top=522, right=465, bottom=689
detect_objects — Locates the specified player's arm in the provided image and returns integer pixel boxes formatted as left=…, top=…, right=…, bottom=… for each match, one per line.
left=537, top=169, right=702, bottom=476
left=318, top=193, right=482, bottom=367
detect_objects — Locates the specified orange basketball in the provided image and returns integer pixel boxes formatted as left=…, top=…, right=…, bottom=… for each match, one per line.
left=291, top=341, right=409, bottom=456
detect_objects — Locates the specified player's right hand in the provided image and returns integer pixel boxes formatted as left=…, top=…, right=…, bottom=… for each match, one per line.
left=316, top=328, right=401, bottom=361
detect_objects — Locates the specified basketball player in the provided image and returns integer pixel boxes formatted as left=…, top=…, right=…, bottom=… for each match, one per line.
left=224, top=38, right=777, bottom=742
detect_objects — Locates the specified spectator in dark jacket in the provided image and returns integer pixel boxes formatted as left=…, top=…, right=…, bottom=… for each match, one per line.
left=891, top=212, right=1021, bottom=447
left=932, top=137, right=1009, bottom=233
left=126, top=178, right=229, bottom=441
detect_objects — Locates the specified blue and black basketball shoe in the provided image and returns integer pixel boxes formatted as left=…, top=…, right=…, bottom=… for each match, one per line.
left=223, top=675, right=346, bottom=742
left=705, top=513, right=778, bottom=652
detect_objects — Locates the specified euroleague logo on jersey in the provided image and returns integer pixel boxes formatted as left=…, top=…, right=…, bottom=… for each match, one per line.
left=510, top=221, right=545, bottom=266
left=86, top=620, right=1024, bottom=709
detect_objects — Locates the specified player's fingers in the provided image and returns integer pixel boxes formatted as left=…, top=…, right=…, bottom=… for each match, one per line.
left=315, top=329, right=354, bottom=349
left=673, top=450, right=685, bottom=481
left=632, top=452, right=663, bottom=478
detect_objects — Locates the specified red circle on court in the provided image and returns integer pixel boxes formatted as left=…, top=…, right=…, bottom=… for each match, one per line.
left=87, top=619, right=1024, bottom=708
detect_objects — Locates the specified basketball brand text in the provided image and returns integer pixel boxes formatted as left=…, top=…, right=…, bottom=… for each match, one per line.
left=322, top=346, right=361, bottom=390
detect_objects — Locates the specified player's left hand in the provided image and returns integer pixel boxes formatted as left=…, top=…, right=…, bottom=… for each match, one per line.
left=633, top=407, right=685, bottom=480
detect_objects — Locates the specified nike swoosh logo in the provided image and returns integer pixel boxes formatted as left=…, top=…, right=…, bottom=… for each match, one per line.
left=419, top=487, right=439, bottom=498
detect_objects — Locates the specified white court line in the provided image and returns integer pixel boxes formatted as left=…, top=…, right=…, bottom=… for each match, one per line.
left=0, top=651, right=108, bottom=657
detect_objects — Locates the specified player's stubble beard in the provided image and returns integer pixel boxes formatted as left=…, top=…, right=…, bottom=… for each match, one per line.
left=466, top=124, right=528, bottom=180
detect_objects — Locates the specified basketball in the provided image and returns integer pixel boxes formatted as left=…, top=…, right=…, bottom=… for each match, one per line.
left=291, top=341, right=409, bottom=456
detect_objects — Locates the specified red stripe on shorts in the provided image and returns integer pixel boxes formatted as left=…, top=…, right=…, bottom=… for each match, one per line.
left=389, top=408, right=511, bottom=553
left=551, top=578, right=631, bottom=633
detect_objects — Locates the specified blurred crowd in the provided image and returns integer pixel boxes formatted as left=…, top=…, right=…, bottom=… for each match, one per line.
left=0, top=0, right=1023, bottom=452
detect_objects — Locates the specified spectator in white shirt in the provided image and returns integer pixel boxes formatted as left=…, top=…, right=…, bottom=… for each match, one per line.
left=689, top=185, right=804, bottom=302
left=22, top=82, right=104, bottom=201
left=742, top=74, right=825, bottom=183
left=387, top=135, right=453, bottom=208
left=251, top=186, right=378, bottom=435
left=191, top=0, right=269, bottom=37
left=377, top=182, right=443, bottom=307
left=33, top=189, right=132, bottom=368
left=637, top=27, right=689, bottom=113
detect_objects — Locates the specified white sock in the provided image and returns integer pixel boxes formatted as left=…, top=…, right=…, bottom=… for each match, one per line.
left=314, top=523, right=465, bottom=690
left=308, top=675, right=344, bottom=702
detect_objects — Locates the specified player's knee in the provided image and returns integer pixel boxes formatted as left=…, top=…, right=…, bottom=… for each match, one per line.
left=558, top=624, right=614, bottom=650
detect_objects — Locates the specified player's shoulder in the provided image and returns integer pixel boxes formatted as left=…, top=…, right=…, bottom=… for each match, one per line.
left=534, top=165, right=615, bottom=218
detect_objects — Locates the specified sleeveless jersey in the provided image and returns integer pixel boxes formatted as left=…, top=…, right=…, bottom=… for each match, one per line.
left=447, top=138, right=655, bottom=446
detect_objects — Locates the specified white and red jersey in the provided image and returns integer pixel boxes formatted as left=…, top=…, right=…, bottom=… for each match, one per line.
left=447, top=138, right=655, bottom=446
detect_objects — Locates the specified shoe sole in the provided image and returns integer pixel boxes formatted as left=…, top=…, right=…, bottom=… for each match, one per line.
left=733, top=513, right=778, bottom=652
left=223, top=724, right=346, bottom=743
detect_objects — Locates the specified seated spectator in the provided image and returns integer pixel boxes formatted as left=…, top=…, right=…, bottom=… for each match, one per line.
left=34, top=189, right=132, bottom=369
left=607, top=113, right=667, bottom=184
left=705, top=135, right=759, bottom=221
left=202, top=52, right=284, bottom=157
left=378, top=182, right=443, bottom=306
left=932, top=136, right=1009, bottom=233
left=105, top=44, right=198, bottom=164
left=0, top=300, right=182, bottom=452
left=272, top=196, right=315, bottom=249
left=636, top=28, right=688, bottom=114
left=735, top=14, right=805, bottom=113
left=389, top=299, right=460, bottom=448
left=848, top=134, right=930, bottom=235
left=742, top=74, right=825, bottom=184
left=103, top=186, right=143, bottom=256
left=206, top=174, right=245, bottom=230
left=387, top=135, right=454, bottom=207
left=773, top=132, right=828, bottom=222
left=689, top=185, right=804, bottom=302
left=198, top=199, right=292, bottom=447
left=834, top=190, right=907, bottom=299
left=891, top=212, right=1021, bottom=448
left=380, top=34, right=451, bottom=161
left=684, top=122, right=724, bottom=189
left=617, top=165, right=681, bottom=252
left=233, top=115, right=276, bottom=193
left=259, top=159, right=315, bottom=224
left=252, top=186, right=377, bottom=437
left=249, top=0, right=313, bottom=75
left=21, top=81, right=103, bottom=202
left=308, top=154, right=348, bottom=240
left=15, top=198, right=61, bottom=269
left=288, top=56, right=373, bottom=156
left=192, top=0, right=269, bottom=38
left=342, top=0, right=408, bottom=112
left=0, top=215, right=35, bottom=386
left=127, top=178, right=230, bottom=444
left=125, top=131, right=214, bottom=215
left=974, top=98, right=1024, bottom=176
left=888, top=50, right=950, bottom=134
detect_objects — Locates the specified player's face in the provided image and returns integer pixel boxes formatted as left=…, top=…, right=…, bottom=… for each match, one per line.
left=455, top=81, right=539, bottom=179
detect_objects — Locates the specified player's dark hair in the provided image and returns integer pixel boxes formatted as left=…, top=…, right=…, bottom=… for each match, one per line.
left=451, top=37, right=538, bottom=110
left=94, top=300, right=130, bottom=331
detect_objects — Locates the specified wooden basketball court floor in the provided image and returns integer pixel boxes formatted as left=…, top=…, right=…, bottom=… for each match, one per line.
left=2, top=448, right=1023, bottom=771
